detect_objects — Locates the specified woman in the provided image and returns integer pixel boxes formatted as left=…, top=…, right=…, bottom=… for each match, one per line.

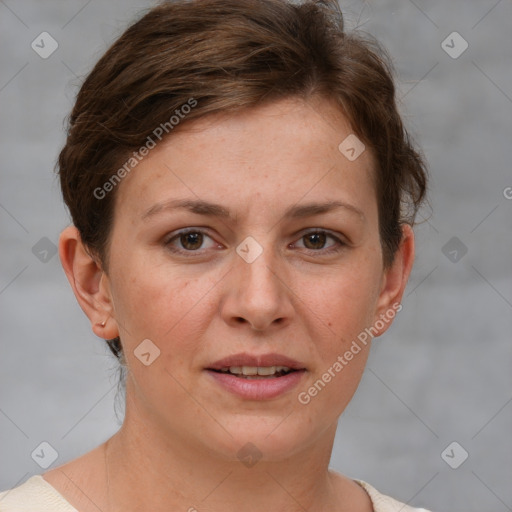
left=0, top=0, right=431, bottom=510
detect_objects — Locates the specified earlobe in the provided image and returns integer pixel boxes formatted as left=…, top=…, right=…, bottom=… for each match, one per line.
left=58, top=225, right=119, bottom=340
left=373, top=224, right=415, bottom=336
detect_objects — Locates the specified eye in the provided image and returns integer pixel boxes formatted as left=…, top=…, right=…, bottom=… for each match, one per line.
left=164, top=228, right=345, bottom=256
left=292, top=229, right=345, bottom=254
left=165, top=228, right=220, bottom=254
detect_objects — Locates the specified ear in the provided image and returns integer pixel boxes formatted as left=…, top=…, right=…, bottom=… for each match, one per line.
left=59, top=225, right=119, bottom=340
left=372, top=224, right=415, bottom=336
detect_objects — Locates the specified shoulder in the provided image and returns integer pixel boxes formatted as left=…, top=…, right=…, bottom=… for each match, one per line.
left=0, top=475, right=78, bottom=512
left=355, top=480, right=433, bottom=512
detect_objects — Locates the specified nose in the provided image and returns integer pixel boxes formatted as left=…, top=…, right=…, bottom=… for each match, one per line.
left=220, top=246, right=294, bottom=332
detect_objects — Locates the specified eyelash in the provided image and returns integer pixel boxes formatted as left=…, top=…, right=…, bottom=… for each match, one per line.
left=164, top=228, right=346, bottom=256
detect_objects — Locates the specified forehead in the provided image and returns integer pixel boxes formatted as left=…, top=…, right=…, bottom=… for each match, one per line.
left=113, top=96, right=377, bottom=223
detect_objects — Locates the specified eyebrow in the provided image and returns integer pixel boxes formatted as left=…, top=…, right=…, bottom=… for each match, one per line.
left=141, top=198, right=365, bottom=222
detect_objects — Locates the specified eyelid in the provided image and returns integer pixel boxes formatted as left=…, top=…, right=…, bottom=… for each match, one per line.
left=165, top=226, right=215, bottom=239
left=291, top=228, right=346, bottom=252
left=299, top=227, right=345, bottom=240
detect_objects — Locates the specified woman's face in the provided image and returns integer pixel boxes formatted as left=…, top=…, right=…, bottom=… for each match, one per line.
left=94, top=96, right=411, bottom=460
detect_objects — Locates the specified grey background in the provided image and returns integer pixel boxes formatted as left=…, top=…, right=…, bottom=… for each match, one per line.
left=1, top=1, right=511, bottom=511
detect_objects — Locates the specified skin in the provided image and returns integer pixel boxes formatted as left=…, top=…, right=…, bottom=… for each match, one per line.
left=47, top=96, right=414, bottom=512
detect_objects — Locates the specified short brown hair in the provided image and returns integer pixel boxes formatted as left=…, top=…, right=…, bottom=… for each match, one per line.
left=58, top=0, right=427, bottom=359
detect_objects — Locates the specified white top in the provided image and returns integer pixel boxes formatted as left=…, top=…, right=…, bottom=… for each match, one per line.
left=0, top=475, right=432, bottom=511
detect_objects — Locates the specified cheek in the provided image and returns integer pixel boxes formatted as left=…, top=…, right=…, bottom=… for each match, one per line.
left=298, top=262, right=382, bottom=345
left=110, top=262, right=217, bottom=401
left=299, top=348, right=370, bottom=416
left=291, top=258, right=381, bottom=410
left=108, top=250, right=218, bottom=348
left=294, top=273, right=375, bottom=418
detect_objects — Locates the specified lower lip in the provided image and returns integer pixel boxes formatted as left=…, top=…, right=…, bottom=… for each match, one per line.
left=205, top=370, right=306, bottom=400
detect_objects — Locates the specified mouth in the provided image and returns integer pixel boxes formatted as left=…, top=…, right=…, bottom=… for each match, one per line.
left=206, top=352, right=306, bottom=375
left=205, top=353, right=307, bottom=400
left=207, top=365, right=299, bottom=379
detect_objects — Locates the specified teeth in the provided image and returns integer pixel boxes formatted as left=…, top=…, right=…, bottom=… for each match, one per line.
left=242, top=366, right=258, bottom=376
left=257, top=366, right=276, bottom=376
left=220, top=365, right=291, bottom=376
left=237, top=366, right=290, bottom=377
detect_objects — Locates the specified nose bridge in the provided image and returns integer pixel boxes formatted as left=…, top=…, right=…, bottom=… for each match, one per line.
left=222, top=235, right=292, bottom=330
left=242, top=250, right=279, bottom=296
left=237, top=237, right=282, bottom=303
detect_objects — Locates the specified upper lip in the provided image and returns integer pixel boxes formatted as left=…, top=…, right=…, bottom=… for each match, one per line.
left=206, top=352, right=306, bottom=371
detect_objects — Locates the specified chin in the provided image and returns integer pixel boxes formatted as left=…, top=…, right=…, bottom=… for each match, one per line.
left=196, top=413, right=325, bottom=464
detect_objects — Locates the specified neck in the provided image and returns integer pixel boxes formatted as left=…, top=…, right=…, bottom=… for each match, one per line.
left=103, top=397, right=354, bottom=512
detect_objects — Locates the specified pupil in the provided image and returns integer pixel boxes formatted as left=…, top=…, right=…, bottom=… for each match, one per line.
left=181, top=232, right=202, bottom=250
left=304, top=233, right=326, bottom=249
